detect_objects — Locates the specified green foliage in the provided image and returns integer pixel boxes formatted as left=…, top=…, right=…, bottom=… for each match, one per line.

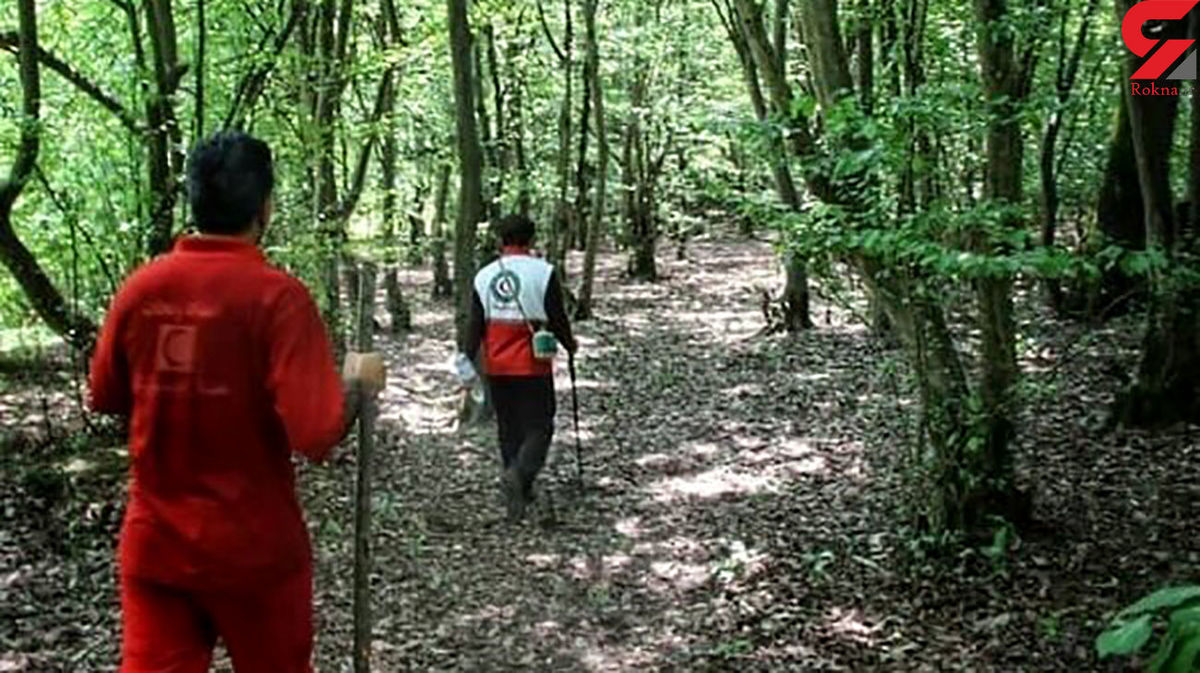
left=1097, top=586, right=1200, bottom=671
left=1039, top=611, right=1064, bottom=641
left=978, top=517, right=1015, bottom=577
left=708, top=638, right=753, bottom=659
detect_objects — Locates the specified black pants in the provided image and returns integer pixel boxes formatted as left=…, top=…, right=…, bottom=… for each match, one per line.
left=489, top=375, right=556, bottom=494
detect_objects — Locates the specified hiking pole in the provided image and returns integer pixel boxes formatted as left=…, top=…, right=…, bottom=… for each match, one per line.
left=568, top=350, right=583, bottom=490
left=352, top=262, right=377, bottom=673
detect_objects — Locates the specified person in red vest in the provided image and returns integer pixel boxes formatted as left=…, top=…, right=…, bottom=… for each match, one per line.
left=89, top=130, right=385, bottom=673
left=462, top=214, right=577, bottom=521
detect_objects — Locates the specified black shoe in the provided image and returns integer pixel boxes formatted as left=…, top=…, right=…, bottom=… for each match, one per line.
left=501, top=469, right=527, bottom=522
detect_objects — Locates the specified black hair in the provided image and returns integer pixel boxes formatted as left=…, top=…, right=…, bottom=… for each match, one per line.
left=494, top=214, right=536, bottom=246
left=188, top=131, right=274, bottom=235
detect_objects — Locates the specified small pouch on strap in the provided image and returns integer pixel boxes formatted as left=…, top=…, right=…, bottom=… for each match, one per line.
left=532, top=329, right=558, bottom=361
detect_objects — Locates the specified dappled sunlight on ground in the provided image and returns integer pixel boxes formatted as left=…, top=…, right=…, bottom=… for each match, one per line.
left=822, top=606, right=886, bottom=649
left=307, top=238, right=911, bottom=669
left=296, top=237, right=896, bottom=669
left=7, top=236, right=1191, bottom=670
left=648, top=466, right=779, bottom=503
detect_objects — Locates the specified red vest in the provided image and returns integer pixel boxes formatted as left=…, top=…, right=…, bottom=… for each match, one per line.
left=474, top=250, right=554, bottom=376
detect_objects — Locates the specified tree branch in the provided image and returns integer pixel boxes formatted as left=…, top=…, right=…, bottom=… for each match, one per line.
left=773, top=0, right=788, bottom=74
left=330, top=68, right=396, bottom=221
left=711, top=0, right=733, bottom=37
left=537, top=0, right=566, bottom=63
left=334, top=0, right=354, bottom=63
left=0, top=0, right=97, bottom=352
left=0, top=31, right=139, bottom=133
left=1060, top=0, right=1099, bottom=99
left=1015, top=0, right=1051, bottom=96
left=0, top=9, right=39, bottom=212
left=33, top=164, right=118, bottom=295
left=223, top=0, right=306, bottom=128
left=381, top=0, right=404, bottom=46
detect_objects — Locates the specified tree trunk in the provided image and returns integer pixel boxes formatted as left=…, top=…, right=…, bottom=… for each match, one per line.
left=720, top=0, right=812, bottom=328
left=775, top=0, right=816, bottom=330
left=776, top=252, right=808, bottom=331
left=144, top=0, right=184, bottom=256
left=895, top=0, right=928, bottom=214
left=448, top=0, right=483, bottom=346
left=384, top=267, right=411, bottom=334
left=803, top=0, right=853, bottom=110
left=880, top=0, right=900, bottom=96
left=377, top=27, right=411, bottom=335
left=623, top=64, right=659, bottom=282
left=620, top=122, right=636, bottom=241
left=1097, top=99, right=1150, bottom=250
left=723, top=0, right=1024, bottom=533
left=856, top=0, right=894, bottom=341
left=195, top=0, right=206, bottom=139
left=310, top=0, right=393, bottom=352
left=732, top=0, right=815, bottom=329
left=380, top=139, right=398, bottom=245
left=296, top=1, right=317, bottom=218
left=969, top=0, right=1027, bottom=527
left=846, top=0, right=890, bottom=341
left=408, top=185, right=427, bottom=265
left=315, top=0, right=343, bottom=349
left=473, top=35, right=498, bottom=222
left=486, top=24, right=506, bottom=195
left=510, top=48, right=532, bottom=218
left=431, top=163, right=454, bottom=299
left=1099, top=87, right=1178, bottom=314
left=573, top=6, right=595, bottom=253
left=0, top=0, right=96, bottom=352
left=855, top=0, right=874, bottom=115
left=1113, top=4, right=1200, bottom=426
left=549, top=0, right=574, bottom=276
left=860, top=264, right=971, bottom=531
left=630, top=214, right=658, bottom=281
left=1039, top=0, right=1097, bottom=312
left=575, top=0, right=606, bottom=320
left=1039, top=109, right=1064, bottom=306
left=718, top=0, right=796, bottom=207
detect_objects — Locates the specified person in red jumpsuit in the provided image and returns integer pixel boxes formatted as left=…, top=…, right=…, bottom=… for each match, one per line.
left=89, top=131, right=385, bottom=673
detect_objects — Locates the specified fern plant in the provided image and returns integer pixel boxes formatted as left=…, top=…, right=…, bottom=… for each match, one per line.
left=1096, top=586, right=1200, bottom=672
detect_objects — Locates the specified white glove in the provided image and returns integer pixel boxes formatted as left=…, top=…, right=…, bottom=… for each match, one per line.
left=452, top=353, right=479, bottom=387
left=344, top=352, right=387, bottom=396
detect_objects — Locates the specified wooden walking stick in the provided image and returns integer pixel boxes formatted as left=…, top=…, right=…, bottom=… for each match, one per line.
left=352, top=262, right=378, bottom=673
left=568, top=350, right=582, bottom=489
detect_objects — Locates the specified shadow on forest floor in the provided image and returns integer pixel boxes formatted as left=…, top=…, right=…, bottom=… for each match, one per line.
left=1, top=234, right=1197, bottom=671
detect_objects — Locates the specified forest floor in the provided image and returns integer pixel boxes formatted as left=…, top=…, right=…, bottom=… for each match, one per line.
left=1, top=233, right=1198, bottom=672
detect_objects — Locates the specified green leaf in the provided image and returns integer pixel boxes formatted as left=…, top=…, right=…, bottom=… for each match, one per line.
left=790, top=94, right=816, bottom=120
left=1097, top=614, right=1153, bottom=658
left=1172, top=607, right=1200, bottom=629
left=1119, top=587, right=1200, bottom=620
left=1150, top=629, right=1179, bottom=673
left=1166, top=627, right=1200, bottom=673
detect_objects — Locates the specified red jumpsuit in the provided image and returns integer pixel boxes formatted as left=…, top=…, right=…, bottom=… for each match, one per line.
left=89, top=236, right=345, bottom=673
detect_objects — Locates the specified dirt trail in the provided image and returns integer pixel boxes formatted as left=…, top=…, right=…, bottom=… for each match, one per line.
left=3, top=236, right=1197, bottom=671
left=305, top=238, right=898, bottom=671
left=304, top=237, right=1199, bottom=672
